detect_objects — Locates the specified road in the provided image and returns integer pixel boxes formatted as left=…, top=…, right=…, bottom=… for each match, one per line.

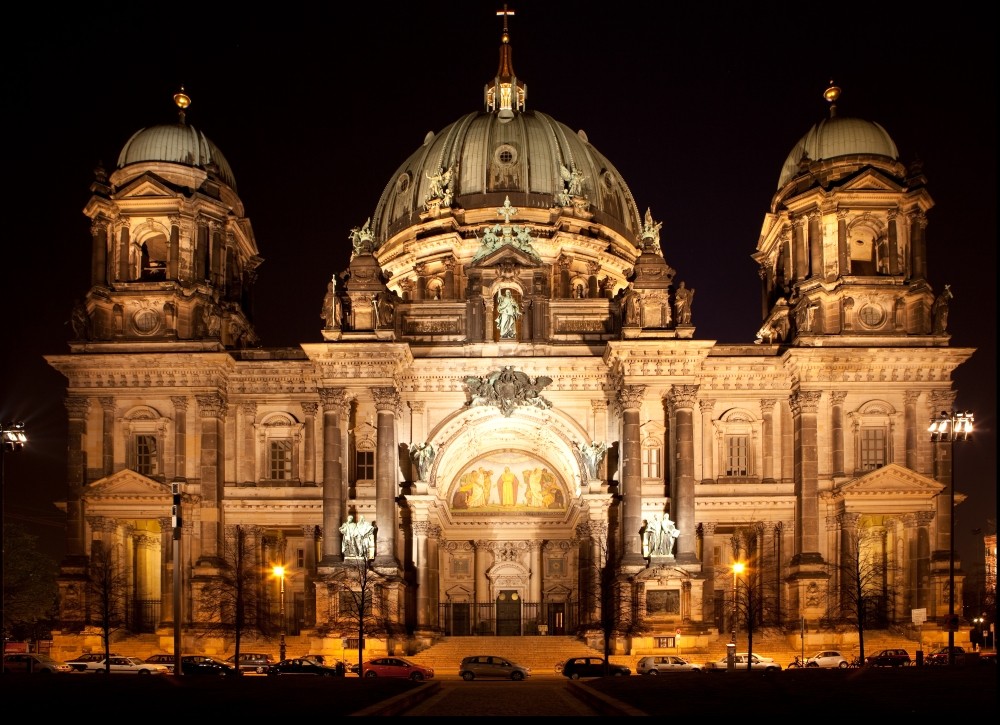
left=391, top=678, right=611, bottom=716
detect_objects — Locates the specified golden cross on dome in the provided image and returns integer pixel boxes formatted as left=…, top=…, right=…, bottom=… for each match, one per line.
left=497, top=4, right=514, bottom=42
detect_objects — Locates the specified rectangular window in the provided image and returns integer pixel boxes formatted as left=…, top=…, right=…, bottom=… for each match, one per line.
left=655, top=636, right=676, bottom=648
left=296, top=548, right=305, bottom=569
left=269, top=439, right=292, bottom=480
left=860, top=428, right=886, bottom=471
left=642, top=446, right=661, bottom=478
left=356, top=450, right=375, bottom=480
left=725, top=435, right=749, bottom=476
left=135, top=435, right=158, bottom=476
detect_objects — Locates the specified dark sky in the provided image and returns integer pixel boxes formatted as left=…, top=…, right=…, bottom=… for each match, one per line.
left=3, top=2, right=995, bottom=574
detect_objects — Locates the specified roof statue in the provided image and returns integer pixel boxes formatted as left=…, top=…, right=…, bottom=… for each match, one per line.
left=349, top=218, right=376, bottom=258
left=472, top=196, right=541, bottom=263
left=640, top=207, right=663, bottom=254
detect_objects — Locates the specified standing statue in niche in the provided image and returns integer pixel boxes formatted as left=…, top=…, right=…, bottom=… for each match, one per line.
left=410, top=442, right=436, bottom=481
left=932, top=284, right=952, bottom=333
left=660, top=514, right=680, bottom=556
left=674, top=281, right=694, bottom=325
left=70, top=300, right=89, bottom=340
left=340, top=514, right=375, bottom=559
left=496, top=289, right=521, bottom=339
left=623, top=287, right=642, bottom=326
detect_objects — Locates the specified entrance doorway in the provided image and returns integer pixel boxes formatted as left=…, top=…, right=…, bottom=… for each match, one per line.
left=548, top=603, right=566, bottom=635
left=496, top=590, right=522, bottom=636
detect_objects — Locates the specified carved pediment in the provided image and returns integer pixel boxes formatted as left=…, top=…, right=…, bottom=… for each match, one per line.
left=834, top=463, right=943, bottom=499
left=471, top=244, right=541, bottom=269
left=115, top=173, right=180, bottom=200
left=839, top=168, right=904, bottom=194
left=84, top=469, right=170, bottom=500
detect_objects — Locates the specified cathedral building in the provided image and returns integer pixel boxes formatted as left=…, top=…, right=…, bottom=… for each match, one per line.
left=46, top=14, right=970, bottom=657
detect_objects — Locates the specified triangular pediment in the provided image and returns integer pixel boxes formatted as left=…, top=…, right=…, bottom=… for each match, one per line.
left=85, top=469, right=170, bottom=500
left=472, top=244, right=541, bottom=269
left=839, top=168, right=903, bottom=193
left=834, top=463, right=943, bottom=498
left=116, top=172, right=178, bottom=199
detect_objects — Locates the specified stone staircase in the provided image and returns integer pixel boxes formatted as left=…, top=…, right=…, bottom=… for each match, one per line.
left=404, top=635, right=626, bottom=675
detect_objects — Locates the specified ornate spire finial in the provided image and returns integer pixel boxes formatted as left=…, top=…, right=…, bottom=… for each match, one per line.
left=485, top=5, right=526, bottom=120
left=823, top=80, right=841, bottom=118
left=173, top=85, right=191, bottom=125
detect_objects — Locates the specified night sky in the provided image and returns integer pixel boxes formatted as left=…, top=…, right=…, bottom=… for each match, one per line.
left=2, top=3, right=995, bottom=575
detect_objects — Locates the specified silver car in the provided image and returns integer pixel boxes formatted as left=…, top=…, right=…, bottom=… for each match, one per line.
left=705, top=652, right=782, bottom=672
left=459, top=655, right=531, bottom=681
left=636, top=655, right=703, bottom=674
left=804, top=650, right=849, bottom=668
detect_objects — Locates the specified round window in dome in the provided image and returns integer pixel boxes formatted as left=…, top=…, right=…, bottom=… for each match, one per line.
left=396, top=173, right=411, bottom=193
left=493, top=144, right=518, bottom=167
left=601, top=171, right=617, bottom=190
left=132, top=308, right=161, bottom=335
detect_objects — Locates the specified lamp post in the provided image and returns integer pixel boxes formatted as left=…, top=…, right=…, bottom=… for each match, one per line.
left=732, top=561, right=745, bottom=646
left=1, top=422, right=27, bottom=640
left=928, top=410, right=974, bottom=667
left=273, top=565, right=287, bottom=661
left=972, top=615, right=984, bottom=652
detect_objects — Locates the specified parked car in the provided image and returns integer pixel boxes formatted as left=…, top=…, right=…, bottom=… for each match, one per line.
left=459, top=655, right=531, bottom=680
left=560, top=656, right=631, bottom=679
left=143, top=653, right=177, bottom=673
left=705, top=653, right=782, bottom=672
left=636, top=655, right=703, bottom=674
left=3, top=653, right=73, bottom=674
left=179, top=654, right=238, bottom=676
left=925, top=646, right=965, bottom=665
left=85, top=656, right=170, bottom=675
left=226, top=652, right=276, bottom=674
left=361, top=656, right=434, bottom=680
left=865, top=648, right=911, bottom=667
left=267, top=657, right=344, bottom=676
left=803, top=650, right=849, bottom=668
left=64, top=652, right=122, bottom=672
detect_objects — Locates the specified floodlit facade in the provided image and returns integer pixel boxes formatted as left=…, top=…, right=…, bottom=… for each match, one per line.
left=46, top=15, right=971, bottom=657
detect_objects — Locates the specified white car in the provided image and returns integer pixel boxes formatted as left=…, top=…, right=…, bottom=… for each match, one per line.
left=85, top=656, right=170, bottom=675
left=636, top=655, right=703, bottom=674
left=705, top=652, right=782, bottom=672
left=804, top=650, right=849, bottom=668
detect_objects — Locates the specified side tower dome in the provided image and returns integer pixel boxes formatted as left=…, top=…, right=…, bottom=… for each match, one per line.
left=73, top=87, right=262, bottom=351
left=752, top=83, right=939, bottom=347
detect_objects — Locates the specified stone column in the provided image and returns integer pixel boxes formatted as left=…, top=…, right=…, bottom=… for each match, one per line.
left=830, top=391, right=846, bottom=478
left=929, top=390, right=956, bottom=556
left=239, top=402, right=256, bottom=484
left=159, top=517, right=174, bottom=624
left=807, top=210, right=822, bottom=279
left=529, top=540, right=543, bottom=602
left=792, top=215, right=807, bottom=282
left=413, top=521, right=431, bottom=629
left=443, top=258, right=456, bottom=299
left=63, top=397, right=91, bottom=559
left=372, top=387, right=401, bottom=569
left=616, top=385, right=646, bottom=567
left=837, top=211, right=849, bottom=276
left=699, top=399, right=715, bottom=482
left=791, top=390, right=822, bottom=563
left=117, top=218, right=131, bottom=281
left=91, top=218, right=108, bottom=286
left=700, top=522, right=717, bottom=624
left=168, top=215, right=180, bottom=280
left=671, top=385, right=699, bottom=563
left=760, top=399, right=775, bottom=482
left=474, top=540, right=490, bottom=604
left=302, top=402, right=318, bottom=485
left=319, top=388, right=347, bottom=565
left=171, top=396, right=188, bottom=481
left=100, top=397, right=115, bottom=477
left=904, top=391, right=919, bottom=471
left=302, top=524, right=318, bottom=627
left=195, top=393, right=226, bottom=562
left=910, top=212, right=928, bottom=281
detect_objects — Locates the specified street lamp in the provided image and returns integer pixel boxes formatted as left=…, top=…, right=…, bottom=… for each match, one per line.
left=2, top=422, right=27, bottom=639
left=272, top=565, right=287, bottom=661
left=732, top=561, right=745, bottom=646
left=928, top=410, right=974, bottom=667
left=972, top=615, right=984, bottom=652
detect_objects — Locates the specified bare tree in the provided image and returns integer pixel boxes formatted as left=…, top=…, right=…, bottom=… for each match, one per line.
left=198, top=525, right=277, bottom=672
left=576, top=522, right=645, bottom=674
left=826, top=526, right=899, bottom=663
left=730, top=523, right=781, bottom=670
left=86, top=542, right=129, bottom=672
left=319, top=555, right=395, bottom=676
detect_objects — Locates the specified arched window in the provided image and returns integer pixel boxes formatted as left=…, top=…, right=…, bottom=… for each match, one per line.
left=256, top=413, right=303, bottom=484
left=713, top=408, right=761, bottom=480
left=848, top=401, right=896, bottom=474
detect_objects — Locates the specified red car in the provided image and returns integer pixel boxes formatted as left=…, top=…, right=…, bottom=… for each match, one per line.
left=361, top=656, right=434, bottom=681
